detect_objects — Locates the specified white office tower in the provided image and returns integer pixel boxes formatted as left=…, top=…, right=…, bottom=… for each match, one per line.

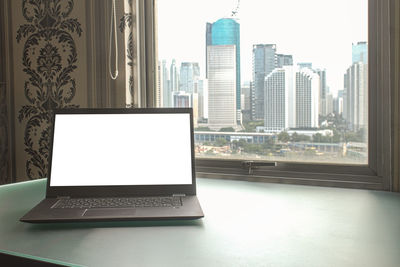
left=296, top=68, right=320, bottom=128
left=344, top=62, right=368, bottom=130
left=207, top=45, right=237, bottom=130
left=264, top=66, right=296, bottom=132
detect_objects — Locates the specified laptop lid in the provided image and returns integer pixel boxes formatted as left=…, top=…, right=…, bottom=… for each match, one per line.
left=45, top=108, right=196, bottom=198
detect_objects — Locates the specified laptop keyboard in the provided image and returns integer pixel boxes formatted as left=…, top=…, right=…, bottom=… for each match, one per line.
left=52, top=197, right=182, bottom=209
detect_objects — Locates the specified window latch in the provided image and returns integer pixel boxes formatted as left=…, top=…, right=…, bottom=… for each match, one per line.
left=242, top=161, right=277, bottom=175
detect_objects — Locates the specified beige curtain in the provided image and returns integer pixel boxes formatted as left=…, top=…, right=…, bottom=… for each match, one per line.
left=392, top=0, right=400, bottom=192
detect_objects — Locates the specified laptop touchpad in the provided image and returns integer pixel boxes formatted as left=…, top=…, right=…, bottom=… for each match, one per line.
left=83, top=208, right=136, bottom=217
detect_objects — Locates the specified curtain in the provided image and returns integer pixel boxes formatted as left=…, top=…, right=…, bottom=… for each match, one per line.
left=392, top=0, right=400, bottom=192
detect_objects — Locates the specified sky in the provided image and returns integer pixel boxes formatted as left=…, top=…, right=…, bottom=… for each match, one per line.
left=157, top=0, right=368, bottom=97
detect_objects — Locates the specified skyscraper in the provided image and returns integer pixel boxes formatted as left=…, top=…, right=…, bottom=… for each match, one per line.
left=326, top=93, right=334, bottom=115
left=173, top=91, right=191, bottom=108
left=344, top=62, right=368, bottom=130
left=162, top=60, right=171, bottom=107
left=264, top=66, right=296, bottom=131
left=156, top=60, right=163, bottom=107
left=179, top=62, right=200, bottom=93
left=296, top=68, right=320, bottom=128
left=206, top=18, right=241, bottom=112
left=315, top=69, right=327, bottom=116
left=344, top=42, right=368, bottom=131
left=240, top=82, right=252, bottom=123
left=207, top=45, right=237, bottom=129
left=352, top=41, right=368, bottom=64
left=170, top=59, right=179, bottom=92
left=276, top=54, right=293, bottom=68
left=252, top=44, right=277, bottom=120
left=334, top=90, right=344, bottom=115
left=195, top=79, right=208, bottom=121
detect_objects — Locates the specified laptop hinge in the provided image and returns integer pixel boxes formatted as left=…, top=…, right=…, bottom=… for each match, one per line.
left=173, top=194, right=186, bottom=197
left=56, top=196, right=70, bottom=199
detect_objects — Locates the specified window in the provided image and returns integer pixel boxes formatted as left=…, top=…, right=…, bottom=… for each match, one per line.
left=137, top=0, right=392, bottom=190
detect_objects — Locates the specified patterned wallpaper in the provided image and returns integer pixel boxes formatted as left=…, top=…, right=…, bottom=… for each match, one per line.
left=16, top=0, right=82, bottom=179
left=1, top=0, right=137, bottom=182
left=119, top=0, right=135, bottom=101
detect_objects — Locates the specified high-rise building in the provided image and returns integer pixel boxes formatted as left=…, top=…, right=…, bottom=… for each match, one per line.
left=241, top=82, right=251, bottom=111
left=192, top=93, right=199, bottom=127
left=173, top=91, right=191, bottom=108
left=241, top=82, right=252, bottom=122
left=162, top=60, right=172, bottom=107
left=334, top=90, right=344, bottom=115
left=344, top=42, right=368, bottom=131
left=207, top=45, right=237, bottom=129
left=156, top=61, right=163, bottom=107
left=252, top=44, right=277, bottom=120
left=179, top=62, right=200, bottom=93
left=195, top=79, right=208, bottom=121
left=297, top=62, right=313, bottom=69
left=205, top=23, right=213, bottom=78
left=352, top=41, right=368, bottom=64
left=296, top=68, right=320, bottom=128
left=172, top=91, right=199, bottom=127
left=206, top=18, right=241, bottom=112
left=170, top=59, right=179, bottom=92
left=315, top=69, right=327, bottom=116
left=344, top=62, right=368, bottom=130
left=326, top=93, right=334, bottom=115
left=276, top=54, right=293, bottom=68
left=264, top=66, right=296, bottom=131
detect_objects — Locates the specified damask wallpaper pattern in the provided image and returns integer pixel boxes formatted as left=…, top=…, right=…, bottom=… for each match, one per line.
left=119, top=0, right=135, bottom=103
left=16, top=0, right=82, bottom=179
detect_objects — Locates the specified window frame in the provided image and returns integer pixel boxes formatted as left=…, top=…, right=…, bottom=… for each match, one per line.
left=139, top=0, right=393, bottom=191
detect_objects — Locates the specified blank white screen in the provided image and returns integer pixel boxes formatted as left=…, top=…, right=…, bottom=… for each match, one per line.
left=50, top=113, right=193, bottom=186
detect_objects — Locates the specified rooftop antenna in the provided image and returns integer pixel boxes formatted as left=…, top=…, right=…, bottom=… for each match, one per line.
left=231, top=0, right=240, bottom=17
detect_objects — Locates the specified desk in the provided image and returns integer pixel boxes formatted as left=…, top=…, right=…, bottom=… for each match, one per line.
left=1, top=178, right=400, bottom=267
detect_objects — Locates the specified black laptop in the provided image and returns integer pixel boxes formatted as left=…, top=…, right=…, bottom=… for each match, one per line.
left=20, top=108, right=204, bottom=223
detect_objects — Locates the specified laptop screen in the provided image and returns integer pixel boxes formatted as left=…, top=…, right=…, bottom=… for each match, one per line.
left=49, top=112, right=193, bottom=187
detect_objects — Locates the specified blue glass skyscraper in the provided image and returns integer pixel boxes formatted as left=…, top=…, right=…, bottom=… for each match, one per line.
left=206, top=18, right=241, bottom=110
left=352, top=42, right=368, bottom=64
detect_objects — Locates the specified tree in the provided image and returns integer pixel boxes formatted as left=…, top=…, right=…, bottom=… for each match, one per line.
left=313, top=133, right=323, bottom=143
left=243, top=120, right=264, bottom=132
left=215, top=138, right=228, bottom=147
left=278, top=131, right=290, bottom=143
left=291, top=132, right=311, bottom=142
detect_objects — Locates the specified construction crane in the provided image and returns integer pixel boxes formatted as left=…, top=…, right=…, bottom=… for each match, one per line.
left=231, top=0, right=240, bottom=17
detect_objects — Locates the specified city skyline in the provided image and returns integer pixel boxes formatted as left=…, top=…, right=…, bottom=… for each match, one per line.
left=157, top=0, right=368, bottom=96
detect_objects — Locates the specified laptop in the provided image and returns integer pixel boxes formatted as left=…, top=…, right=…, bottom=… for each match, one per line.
left=20, top=108, right=204, bottom=223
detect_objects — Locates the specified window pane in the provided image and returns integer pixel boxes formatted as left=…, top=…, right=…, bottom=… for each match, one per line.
left=156, top=0, right=368, bottom=165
